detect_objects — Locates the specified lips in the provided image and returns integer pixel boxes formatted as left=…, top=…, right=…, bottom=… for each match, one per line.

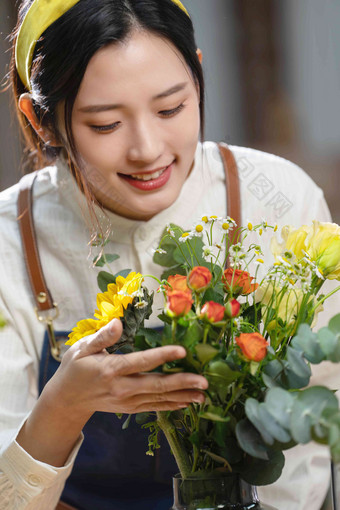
left=118, top=161, right=174, bottom=191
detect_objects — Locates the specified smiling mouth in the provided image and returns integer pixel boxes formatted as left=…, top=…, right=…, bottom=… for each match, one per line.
left=128, top=167, right=168, bottom=181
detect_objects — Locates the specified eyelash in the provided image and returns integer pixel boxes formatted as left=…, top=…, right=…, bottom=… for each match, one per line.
left=90, top=103, right=185, bottom=133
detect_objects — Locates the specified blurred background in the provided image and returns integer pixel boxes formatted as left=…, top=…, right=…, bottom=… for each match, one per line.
left=0, top=0, right=339, bottom=222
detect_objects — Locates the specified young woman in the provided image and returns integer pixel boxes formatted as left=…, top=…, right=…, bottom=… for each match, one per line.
left=0, top=1, right=337, bottom=509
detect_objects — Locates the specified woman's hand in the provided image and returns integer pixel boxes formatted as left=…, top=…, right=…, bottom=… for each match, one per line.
left=17, top=319, right=208, bottom=468
left=49, top=318, right=208, bottom=418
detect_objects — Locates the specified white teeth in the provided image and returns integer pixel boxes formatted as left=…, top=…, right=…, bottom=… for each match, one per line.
left=131, top=167, right=167, bottom=181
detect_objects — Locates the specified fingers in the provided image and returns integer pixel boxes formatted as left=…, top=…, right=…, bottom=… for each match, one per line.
left=127, top=372, right=208, bottom=394
left=76, top=319, right=123, bottom=357
left=108, top=345, right=187, bottom=376
left=125, top=389, right=205, bottom=406
left=132, top=401, right=191, bottom=413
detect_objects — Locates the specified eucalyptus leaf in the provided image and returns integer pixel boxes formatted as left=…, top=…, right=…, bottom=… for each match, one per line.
left=240, top=449, right=285, bottom=486
left=317, top=327, right=338, bottom=358
left=264, top=387, right=295, bottom=430
left=286, top=347, right=311, bottom=380
left=329, top=314, right=340, bottom=336
left=245, top=399, right=274, bottom=445
left=235, top=419, right=269, bottom=460
left=281, top=360, right=310, bottom=389
left=262, top=372, right=279, bottom=389
left=292, top=324, right=324, bottom=364
left=257, top=404, right=291, bottom=443
left=290, top=386, right=338, bottom=443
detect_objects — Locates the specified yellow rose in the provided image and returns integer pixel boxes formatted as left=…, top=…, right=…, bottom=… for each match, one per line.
left=256, top=282, right=322, bottom=329
left=305, top=221, right=340, bottom=280
left=271, top=221, right=340, bottom=280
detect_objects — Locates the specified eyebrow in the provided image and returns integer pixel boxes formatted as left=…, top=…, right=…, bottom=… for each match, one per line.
left=77, top=82, right=188, bottom=113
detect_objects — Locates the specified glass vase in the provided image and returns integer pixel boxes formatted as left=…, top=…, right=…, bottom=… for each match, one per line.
left=171, top=474, right=277, bottom=510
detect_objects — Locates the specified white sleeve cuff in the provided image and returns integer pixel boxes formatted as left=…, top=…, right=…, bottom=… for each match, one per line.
left=0, top=413, right=84, bottom=498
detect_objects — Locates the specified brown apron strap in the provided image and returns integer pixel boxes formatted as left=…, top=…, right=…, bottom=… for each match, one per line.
left=217, top=143, right=241, bottom=268
left=17, top=171, right=61, bottom=361
left=55, top=501, right=78, bottom=510
left=17, top=171, right=55, bottom=311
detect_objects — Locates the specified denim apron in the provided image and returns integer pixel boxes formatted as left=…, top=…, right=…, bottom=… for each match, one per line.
left=38, top=331, right=177, bottom=510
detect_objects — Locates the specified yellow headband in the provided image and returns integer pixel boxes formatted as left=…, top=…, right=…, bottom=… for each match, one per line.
left=15, top=0, right=190, bottom=91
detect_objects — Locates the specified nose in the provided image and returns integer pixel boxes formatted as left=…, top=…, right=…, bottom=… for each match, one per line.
left=127, top=117, right=163, bottom=165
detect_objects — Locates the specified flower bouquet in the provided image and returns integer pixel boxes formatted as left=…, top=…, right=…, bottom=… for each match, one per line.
left=67, top=216, right=340, bottom=509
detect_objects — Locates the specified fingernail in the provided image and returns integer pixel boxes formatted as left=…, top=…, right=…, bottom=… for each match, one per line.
left=193, top=396, right=205, bottom=404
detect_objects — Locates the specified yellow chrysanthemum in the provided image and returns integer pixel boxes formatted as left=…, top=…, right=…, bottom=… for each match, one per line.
left=66, top=318, right=100, bottom=346
left=67, top=272, right=143, bottom=345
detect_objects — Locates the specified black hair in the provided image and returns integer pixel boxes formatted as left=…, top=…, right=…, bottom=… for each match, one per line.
left=10, top=0, right=205, bottom=228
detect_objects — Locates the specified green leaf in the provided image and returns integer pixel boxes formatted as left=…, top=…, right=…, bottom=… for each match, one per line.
left=264, top=388, right=295, bottom=430
left=93, top=253, right=120, bottom=267
left=194, top=344, right=219, bottom=365
left=257, top=404, right=291, bottom=443
left=204, top=360, right=242, bottom=401
left=160, top=265, right=187, bottom=280
left=114, top=269, right=132, bottom=280
left=329, top=314, right=340, bottom=336
left=235, top=419, right=269, bottom=460
left=97, top=271, right=117, bottom=292
left=245, top=399, right=274, bottom=445
left=240, top=449, right=285, bottom=486
left=286, top=347, right=311, bottom=380
left=292, top=324, right=324, bottom=364
left=199, top=406, right=230, bottom=422
left=135, top=413, right=152, bottom=425
left=281, top=360, right=310, bottom=389
left=182, top=321, right=202, bottom=349
left=137, top=327, right=162, bottom=348
left=153, top=226, right=180, bottom=268
left=290, top=386, right=338, bottom=444
left=122, top=414, right=132, bottom=430
left=317, top=327, right=339, bottom=358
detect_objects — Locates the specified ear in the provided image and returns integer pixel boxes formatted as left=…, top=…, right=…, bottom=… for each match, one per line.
left=18, top=93, right=61, bottom=147
left=196, top=48, right=203, bottom=64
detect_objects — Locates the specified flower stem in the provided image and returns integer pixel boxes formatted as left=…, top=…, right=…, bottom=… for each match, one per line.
left=172, top=319, right=178, bottom=343
left=156, top=411, right=192, bottom=479
left=310, top=284, right=340, bottom=316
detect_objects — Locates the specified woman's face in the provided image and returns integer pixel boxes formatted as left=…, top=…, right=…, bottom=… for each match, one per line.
left=69, top=30, right=201, bottom=221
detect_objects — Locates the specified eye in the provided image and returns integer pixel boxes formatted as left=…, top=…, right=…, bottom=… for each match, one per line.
left=159, top=103, right=185, bottom=117
left=90, top=122, right=120, bottom=133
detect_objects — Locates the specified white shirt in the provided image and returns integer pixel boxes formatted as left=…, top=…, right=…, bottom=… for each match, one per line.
left=0, top=142, right=338, bottom=509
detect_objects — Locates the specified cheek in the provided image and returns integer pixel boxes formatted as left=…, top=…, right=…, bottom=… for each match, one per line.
left=72, top=126, right=119, bottom=170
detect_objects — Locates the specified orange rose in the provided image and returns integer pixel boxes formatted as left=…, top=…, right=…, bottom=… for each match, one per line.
left=165, top=274, right=190, bottom=294
left=222, top=269, right=258, bottom=296
left=188, top=266, right=212, bottom=292
left=167, top=290, right=194, bottom=316
left=199, top=301, right=225, bottom=323
left=236, top=333, right=268, bottom=362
